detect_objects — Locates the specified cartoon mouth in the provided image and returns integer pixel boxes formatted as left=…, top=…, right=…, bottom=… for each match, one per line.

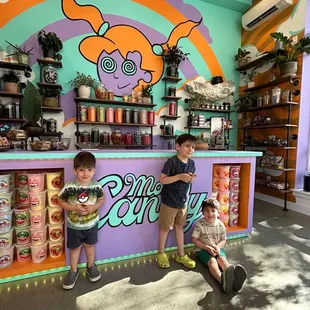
left=117, top=83, right=130, bottom=89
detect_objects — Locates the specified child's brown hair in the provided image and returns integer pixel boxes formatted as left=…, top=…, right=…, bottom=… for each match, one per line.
left=201, top=198, right=220, bottom=212
left=74, top=151, right=96, bottom=169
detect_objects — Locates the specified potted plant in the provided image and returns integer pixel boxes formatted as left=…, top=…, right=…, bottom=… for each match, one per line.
left=70, top=72, right=96, bottom=98
left=163, top=44, right=189, bottom=77
left=270, top=32, right=310, bottom=77
left=0, top=70, right=21, bottom=93
left=39, top=88, right=61, bottom=107
left=235, top=48, right=251, bottom=67
left=234, top=93, right=259, bottom=113
left=37, top=30, right=63, bottom=61
left=141, top=84, right=153, bottom=104
left=5, top=40, right=33, bottom=65
left=185, top=93, right=205, bottom=109
left=195, top=134, right=209, bottom=150
left=247, top=70, right=257, bottom=88
left=21, top=81, right=45, bottom=138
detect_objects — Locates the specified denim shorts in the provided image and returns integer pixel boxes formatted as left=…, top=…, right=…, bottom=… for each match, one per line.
left=67, top=224, right=98, bottom=249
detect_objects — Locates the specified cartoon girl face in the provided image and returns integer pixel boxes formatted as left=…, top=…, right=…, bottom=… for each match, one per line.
left=98, top=50, right=151, bottom=96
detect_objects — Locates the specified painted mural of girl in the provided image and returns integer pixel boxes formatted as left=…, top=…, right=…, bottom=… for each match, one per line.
left=62, top=0, right=200, bottom=96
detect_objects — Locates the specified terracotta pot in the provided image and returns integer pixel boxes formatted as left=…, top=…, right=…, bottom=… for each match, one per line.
left=4, top=82, right=19, bottom=93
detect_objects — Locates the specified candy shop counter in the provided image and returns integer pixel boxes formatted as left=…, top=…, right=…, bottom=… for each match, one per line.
left=0, top=150, right=261, bottom=283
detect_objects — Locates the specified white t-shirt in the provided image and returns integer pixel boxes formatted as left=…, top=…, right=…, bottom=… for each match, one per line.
left=191, top=218, right=226, bottom=252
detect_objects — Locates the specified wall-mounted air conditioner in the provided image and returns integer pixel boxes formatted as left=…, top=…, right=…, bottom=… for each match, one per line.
left=242, top=0, right=293, bottom=31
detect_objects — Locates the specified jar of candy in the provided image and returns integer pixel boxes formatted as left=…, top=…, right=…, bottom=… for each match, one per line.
left=96, top=106, right=105, bottom=122
left=80, top=131, right=90, bottom=143
left=79, top=105, right=87, bottom=121
left=282, top=89, right=292, bottom=103
left=106, top=107, right=114, bottom=123
left=95, top=82, right=105, bottom=99
left=132, top=109, right=139, bottom=124
left=142, top=133, right=151, bottom=145
left=91, top=127, right=100, bottom=143
left=111, top=129, right=122, bottom=145
left=140, top=109, right=147, bottom=124
left=169, top=101, right=177, bottom=116
left=100, top=132, right=110, bottom=145
left=87, top=106, right=96, bottom=122
left=147, top=110, right=155, bottom=125
left=123, top=133, right=133, bottom=145
left=115, top=107, right=123, bottom=123
left=124, top=108, right=131, bottom=123
left=107, top=89, right=114, bottom=101
left=263, top=91, right=270, bottom=105
left=134, top=129, right=142, bottom=145
left=168, top=86, right=176, bottom=97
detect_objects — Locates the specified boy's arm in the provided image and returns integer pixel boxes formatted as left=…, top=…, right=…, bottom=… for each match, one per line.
left=84, top=197, right=104, bottom=213
left=160, top=173, right=191, bottom=184
left=59, top=199, right=83, bottom=212
left=192, top=237, right=216, bottom=255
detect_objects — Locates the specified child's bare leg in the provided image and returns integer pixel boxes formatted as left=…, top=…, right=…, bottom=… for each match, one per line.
left=217, top=256, right=230, bottom=272
left=70, top=246, right=82, bottom=272
left=158, top=228, right=169, bottom=254
left=207, top=257, right=222, bottom=283
left=84, top=243, right=95, bottom=267
left=175, top=224, right=185, bottom=256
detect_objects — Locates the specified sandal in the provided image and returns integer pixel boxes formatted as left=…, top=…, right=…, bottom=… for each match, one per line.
left=175, top=254, right=196, bottom=269
left=157, top=253, right=170, bottom=269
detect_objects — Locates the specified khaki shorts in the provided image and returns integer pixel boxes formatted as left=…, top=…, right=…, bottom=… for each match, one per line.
left=158, top=203, right=187, bottom=230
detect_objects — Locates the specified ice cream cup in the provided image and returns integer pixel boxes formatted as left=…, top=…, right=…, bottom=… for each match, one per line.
left=48, top=206, right=63, bottom=224
left=49, top=237, right=64, bottom=258
left=220, top=204, right=229, bottom=214
left=218, top=191, right=230, bottom=205
left=46, top=172, right=63, bottom=190
left=16, top=171, right=28, bottom=188
left=212, top=178, right=220, bottom=191
left=14, top=205, right=30, bottom=227
left=230, top=178, right=240, bottom=191
left=212, top=191, right=218, bottom=200
left=219, top=166, right=230, bottom=179
left=17, top=187, right=30, bottom=206
left=219, top=178, right=230, bottom=191
left=29, top=208, right=47, bottom=229
left=229, top=203, right=239, bottom=215
left=29, top=190, right=46, bottom=211
left=16, top=243, right=31, bottom=262
left=0, top=192, right=12, bottom=213
left=229, top=213, right=239, bottom=226
left=0, top=210, right=13, bottom=233
left=0, top=245, right=14, bottom=268
left=0, top=174, right=10, bottom=193
left=229, top=191, right=239, bottom=204
left=30, top=242, right=47, bottom=264
left=27, top=173, right=45, bottom=193
left=230, top=165, right=241, bottom=178
left=219, top=212, right=229, bottom=228
left=47, top=190, right=60, bottom=207
left=48, top=222, right=64, bottom=242
left=0, top=228, right=13, bottom=249
left=30, top=225, right=47, bottom=246
left=213, top=165, right=220, bottom=178
left=15, top=225, right=31, bottom=245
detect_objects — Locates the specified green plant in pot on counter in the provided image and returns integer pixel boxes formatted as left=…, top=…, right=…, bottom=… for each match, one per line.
left=163, top=44, right=189, bottom=77
left=235, top=48, right=251, bottom=67
left=270, top=32, right=310, bottom=77
left=141, top=84, right=153, bottom=104
left=0, top=70, right=21, bottom=93
left=21, top=81, right=45, bottom=138
left=70, top=72, right=97, bottom=98
left=37, top=30, right=63, bottom=60
left=185, top=93, right=206, bottom=109
left=39, top=88, right=62, bottom=108
left=5, top=40, right=33, bottom=65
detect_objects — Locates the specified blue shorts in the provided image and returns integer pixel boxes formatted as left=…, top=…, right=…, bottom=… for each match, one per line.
left=67, top=225, right=98, bottom=249
left=196, top=248, right=226, bottom=265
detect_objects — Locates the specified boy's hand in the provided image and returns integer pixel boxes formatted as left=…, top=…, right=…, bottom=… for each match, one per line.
left=83, top=204, right=97, bottom=214
left=206, top=245, right=217, bottom=256
left=189, top=172, right=196, bottom=183
left=76, top=203, right=88, bottom=215
left=213, top=245, right=221, bottom=255
left=179, top=173, right=192, bottom=183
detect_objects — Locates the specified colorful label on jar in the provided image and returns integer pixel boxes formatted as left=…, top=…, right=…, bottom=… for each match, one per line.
left=18, top=248, right=31, bottom=261
left=230, top=168, right=240, bottom=178
left=16, top=231, right=30, bottom=243
left=50, top=244, right=63, bottom=257
left=230, top=193, right=239, bottom=203
left=32, top=231, right=43, bottom=243
left=51, top=176, right=61, bottom=189
left=19, top=192, right=29, bottom=204
left=15, top=214, right=27, bottom=226
left=50, top=228, right=63, bottom=240
left=28, top=179, right=39, bottom=190
left=31, top=197, right=40, bottom=208
left=0, top=180, right=9, bottom=192
left=36, top=249, right=46, bottom=260
left=0, top=219, right=10, bottom=230
left=0, top=198, right=9, bottom=210
left=31, top=215, right=42, bottom=226
left=51, top=211, right=63, bottom=223
left=0, top=237, right=9, bottom=248
left=51, top=194, right=59, bottom=206
left=18, top=175, right=28, bottom=187
left=0, top=254, right=11, bottom=266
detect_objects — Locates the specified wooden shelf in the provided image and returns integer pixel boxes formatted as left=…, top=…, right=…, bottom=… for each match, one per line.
left=0, top=60, right=32, bottom=72
left=255, top=184, right=291, bottom=194
left=75, top=121, right=156, bottom=127
left=241, top=124, right=298, bottom=129
left=74, top=97, right=156, bottom=108
left=244, top=102, right=299, bottom=112
left=75, top=143, right=155, bottom=150
left=0, top=117, right=25, bottom=123
left=41, top=131, right=63, bottom=136
left=0, top=91, right=23, bottom=98
left=42, top=106, right=63, bottom=113
left=235, top=52, right=275, bottom=72
left=243, top=75, right=300, bottom=92
left=241, top=145, right=296, bottom=150
left=37, top=82, right=62, bottom=89
left=185, top=126, right=233, bottom=130
left=160, top=115, right=181, bottom=120
left=36, top=58, right=63, bottom=68
left=257, top=165, right=295, bottom=172
left=186, top=108, right=234, bottom=113
left=161, top=96, right=182, bottom=100
left=161, top=76, right=182, bottom=82
left=160, top=135, right=177, bottom=139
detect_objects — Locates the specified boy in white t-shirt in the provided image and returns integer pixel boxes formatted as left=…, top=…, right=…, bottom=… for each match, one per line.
left=192, top=198, right=247, bottom=293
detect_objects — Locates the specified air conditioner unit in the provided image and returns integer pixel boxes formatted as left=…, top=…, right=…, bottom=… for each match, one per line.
left=242, top=0, right=293, bottom=31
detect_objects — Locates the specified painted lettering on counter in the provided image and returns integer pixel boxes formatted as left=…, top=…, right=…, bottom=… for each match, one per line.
left=98, top=173, right=208, bottom=232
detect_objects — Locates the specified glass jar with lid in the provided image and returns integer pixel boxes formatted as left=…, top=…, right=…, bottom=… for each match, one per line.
left=80, top=131, right=90, bottom=143
left=111, top=129, right=122, bottom=145
left=91, top=127, right=100, bottom=143
left=142, top=132, right=151, bottom=145
left=134, top=129, right=142, bottom=145
left=46, top=118, right=57, bottom=132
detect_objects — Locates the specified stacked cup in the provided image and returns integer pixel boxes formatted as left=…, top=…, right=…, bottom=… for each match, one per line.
left=228, top=166, right=241, bottom=227
left=0, top=173, right=14, bottom=268
left=46, top=172, right=64, bottom=259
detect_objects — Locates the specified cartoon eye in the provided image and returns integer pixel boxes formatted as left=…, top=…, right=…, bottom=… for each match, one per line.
left=122, top=60, right=137, bottom=76
left=101, top=57, right=117, bottom=74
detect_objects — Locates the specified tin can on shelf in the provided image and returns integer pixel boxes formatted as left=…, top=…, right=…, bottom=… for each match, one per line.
left=140, top=109, right=147, bottom=124
left=106, top=107, right=114, bottom=123
left=96, top=106, right=105, bottom=122
left=168, top=101, right=177, bottom=116
left=78, top=105, right=87, bottom=121
left=124, top=108, right=131, bottom=123
left=147, top=111, right=155, bottom=125
left=87, top=107, right=96, bottom=122
left=132, top=109, right=139, bottom=124
left=115, top=108, right=123, bottom=123
left=100, top=132, right=110, bottom=145
left=80, top=131, right=90, bottom=143
left=142, top=133, right=151, bottom=145
left=124, top=133, right=133, bottom=145
left=91, top=127, right=100, bottom=143
left=168, top=86, right=176, bottom=97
